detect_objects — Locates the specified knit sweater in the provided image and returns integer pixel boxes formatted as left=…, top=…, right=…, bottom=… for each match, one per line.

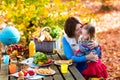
left=76, top=41, right=101, bottom=58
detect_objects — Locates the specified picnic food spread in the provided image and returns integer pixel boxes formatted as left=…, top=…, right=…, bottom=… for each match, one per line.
left=6, top=44, right=24, bottom=56
left=18, top=69, right=35, bottom=77
left=32, top=52, right=52, bottom=66
left=36, top=67, right=55, bottom=75
left=10, top=50, right=74, bottom=79
left=32, top=52, right=48, bottom=64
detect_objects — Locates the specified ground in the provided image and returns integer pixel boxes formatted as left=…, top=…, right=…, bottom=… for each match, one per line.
left=98, top=27, right=120, bottom=80
left=82, top=1, right=120, bottom=79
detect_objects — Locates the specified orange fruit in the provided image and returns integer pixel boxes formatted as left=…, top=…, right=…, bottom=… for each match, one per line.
left=18, top=71, right=24, bottom=77
left=38, top=61, right=44, bottom=65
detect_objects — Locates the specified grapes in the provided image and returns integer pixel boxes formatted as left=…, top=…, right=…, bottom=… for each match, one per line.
left=6, top=44, right=24, bottom=56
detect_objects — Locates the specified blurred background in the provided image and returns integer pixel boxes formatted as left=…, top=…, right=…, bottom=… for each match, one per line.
left=0, top=0, right=120, bottom=79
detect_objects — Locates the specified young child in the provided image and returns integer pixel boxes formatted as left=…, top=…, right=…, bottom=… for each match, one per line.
left=76, top=24, right=108, bottom=79
left=75, top=24, right=101, bottom=60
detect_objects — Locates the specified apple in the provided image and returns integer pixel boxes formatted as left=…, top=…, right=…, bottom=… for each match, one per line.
left=22, top=70, right=28, bottom=76
left=44, top=59, right=52, bottom=64
left=18, top=71, right=24, bottom=77
left=27, top=70, right=35, bottom=76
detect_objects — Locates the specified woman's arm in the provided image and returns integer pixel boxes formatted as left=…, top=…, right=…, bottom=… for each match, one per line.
left=62, top=37, right=87, bottom=62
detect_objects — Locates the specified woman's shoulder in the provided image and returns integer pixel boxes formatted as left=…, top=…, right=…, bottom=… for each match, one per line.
left=62, top=35, right=76, bottom=44
left=62, top=36, right=67, bottom=42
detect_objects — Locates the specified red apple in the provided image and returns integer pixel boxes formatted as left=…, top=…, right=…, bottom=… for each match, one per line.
left=46, top=59, right=52, bottom=64
left=22, top=70, right=28, bottom=76
left=27, top=70, right=35, bottom=76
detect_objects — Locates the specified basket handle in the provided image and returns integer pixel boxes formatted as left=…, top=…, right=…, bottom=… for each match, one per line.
left=40, top=27, right=51, bottom=36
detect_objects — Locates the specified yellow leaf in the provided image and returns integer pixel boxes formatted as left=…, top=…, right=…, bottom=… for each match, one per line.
left=41, top=7, right=49, bottom=17
left=30, top=5, right=35, bottom=11
left=17, top=24, right=26, bottom=30
left=53, top=0, right=61, bottom=5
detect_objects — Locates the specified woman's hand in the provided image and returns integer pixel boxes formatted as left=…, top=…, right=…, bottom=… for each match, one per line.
left=88, top=40, right=99, bottom=49
left=86, top=52, right=98, bottom=61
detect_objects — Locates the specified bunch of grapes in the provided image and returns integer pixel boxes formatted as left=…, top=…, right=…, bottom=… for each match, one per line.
left=6, top=44, right=24, bottom=56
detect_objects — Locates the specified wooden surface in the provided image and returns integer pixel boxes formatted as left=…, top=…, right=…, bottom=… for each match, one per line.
left=8, top=51, right=85, bottom=80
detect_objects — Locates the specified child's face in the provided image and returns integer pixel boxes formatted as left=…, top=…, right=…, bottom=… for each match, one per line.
left=81, top=28, right=89, bottom=40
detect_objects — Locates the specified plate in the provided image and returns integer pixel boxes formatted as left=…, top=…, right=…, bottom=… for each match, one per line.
left=36, top=68, right=56, bottom=76
left=10, top=68, right=36, bottom=78
left=10, top=72, right=44, bottom=79
left=54, top=60, right=73, bottom=66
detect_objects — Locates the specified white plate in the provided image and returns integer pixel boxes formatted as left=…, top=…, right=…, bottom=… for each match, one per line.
left=10, top=68, right=36, bottom=78
left=36, top=69, right=56, bottom=76
left=20, top=58, right=34, bottom=64
left=20, top=58, right=53, bottom=67
left=10, top=72, right=44, bottom=79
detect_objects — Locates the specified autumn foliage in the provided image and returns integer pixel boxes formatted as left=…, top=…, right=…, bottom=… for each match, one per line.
left=97, top=27, right=120, bottom=80
left=0, top=0, right=120, bottom=79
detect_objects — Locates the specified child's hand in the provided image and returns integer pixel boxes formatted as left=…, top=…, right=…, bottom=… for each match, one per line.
left=92, top=54, right=98, bottom=62
left=86, top=52, right=98, bottom=61
left=90, top=54, right=98, bottom=62
left=88, top=41, right=98, bottom=49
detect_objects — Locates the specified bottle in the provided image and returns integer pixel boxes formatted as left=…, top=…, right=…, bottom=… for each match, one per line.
left=29, top=40, right=36, bottom=57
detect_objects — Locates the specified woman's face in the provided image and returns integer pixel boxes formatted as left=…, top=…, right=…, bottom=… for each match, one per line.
left=74, top=24, right=82, bottom=37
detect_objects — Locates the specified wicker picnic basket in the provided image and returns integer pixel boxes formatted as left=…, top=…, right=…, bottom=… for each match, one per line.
left=34, top=40, right=56, bottom=53
left=34, top=27, right=57, bottom=53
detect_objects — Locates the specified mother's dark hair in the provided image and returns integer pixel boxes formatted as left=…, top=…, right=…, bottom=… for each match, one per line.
left=64, top=17, right=81, bottom=38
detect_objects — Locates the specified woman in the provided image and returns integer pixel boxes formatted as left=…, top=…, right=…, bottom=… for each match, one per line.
left=62, top=17, right=101, bottom=80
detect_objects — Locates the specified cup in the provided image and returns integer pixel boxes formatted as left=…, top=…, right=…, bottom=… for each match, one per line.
left=61, top=64, right=68, bottom=74
left=3, top=55, right=9, bottom=64
left=9, top=63, right=17, bottom=74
